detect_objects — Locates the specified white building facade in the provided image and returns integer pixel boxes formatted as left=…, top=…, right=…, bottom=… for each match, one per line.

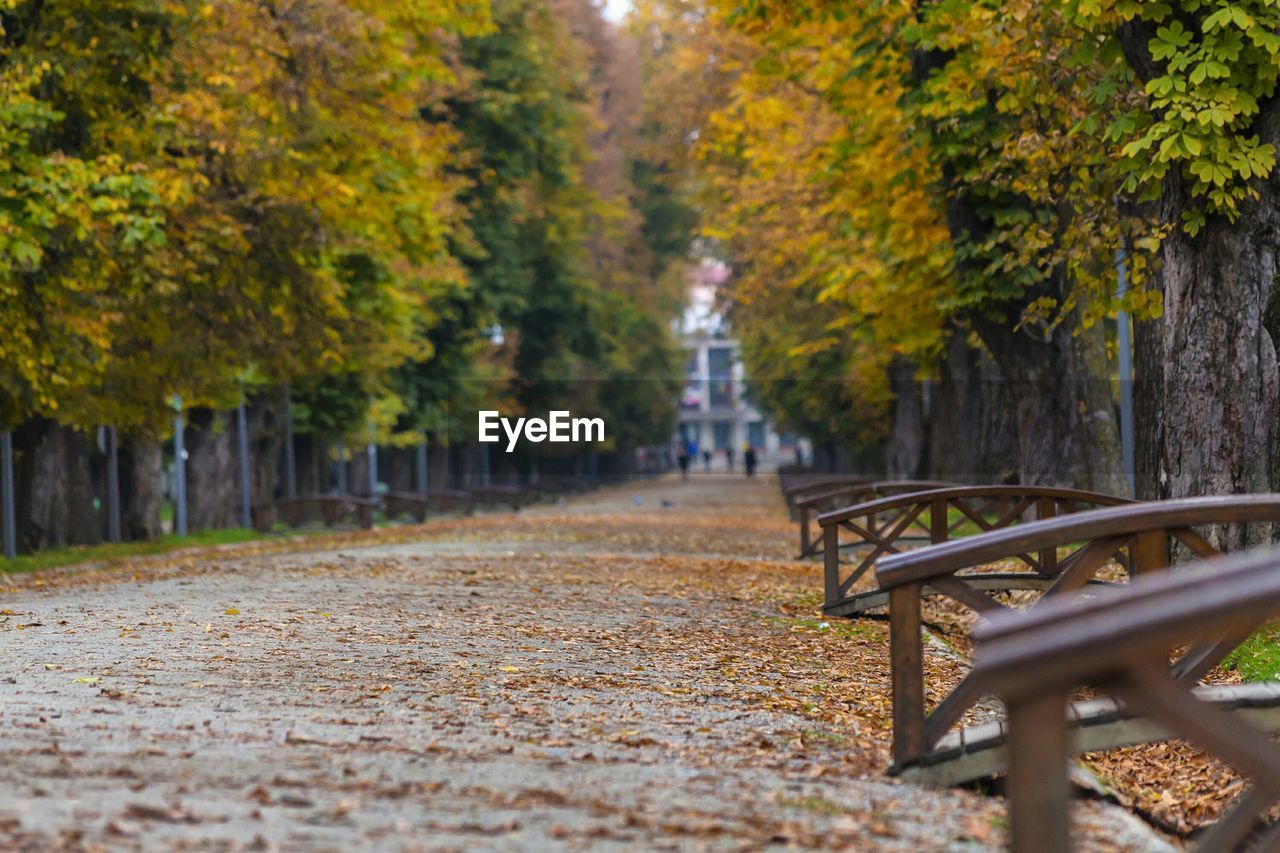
left=672, top=260, right=800, bottom=469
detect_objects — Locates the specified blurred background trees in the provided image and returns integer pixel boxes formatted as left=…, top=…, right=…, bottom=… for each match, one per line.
left=638, top=0, right=1280, bottom=500
left=7, top=0, right=1280, bottom=551
left=0, top=0, right=680, bottom=550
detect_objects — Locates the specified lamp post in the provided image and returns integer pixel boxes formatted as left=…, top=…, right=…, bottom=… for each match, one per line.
left=105, top=426, right=121, bottom=543
left=416, top=440, right=429, bottom=497
left=1, top=431, right=15, bottom=559
left=172, top=395, right=187, bottom=537
left=1117, top=249, right=1136, bottom=496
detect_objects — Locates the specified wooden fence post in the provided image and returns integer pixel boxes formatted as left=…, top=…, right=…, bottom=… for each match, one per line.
left=105, top=426, right=121, bottom=543
left=889, top=584, right=926, bottom=764
left=1006, top=688, right=1071, bottom=853
left=823, top=523, right=841, bottom=609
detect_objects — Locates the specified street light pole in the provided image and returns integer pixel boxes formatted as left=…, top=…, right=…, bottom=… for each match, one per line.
left=1117, top=249, right=1136, bottom=496
left=1, top=431, right=15, bottom=559
left=172, top=395, right=188, bottom=537
left=366, top=433, right=377, bottom=498
left=416, top=440, right=429, bottom=497
left=336, top=442, right=347, bottom=495
left=105, top=426, right=121, bottom=543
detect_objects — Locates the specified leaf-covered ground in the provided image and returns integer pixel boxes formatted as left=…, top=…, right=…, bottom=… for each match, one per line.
left=0, top=475, right=1173, bottom=850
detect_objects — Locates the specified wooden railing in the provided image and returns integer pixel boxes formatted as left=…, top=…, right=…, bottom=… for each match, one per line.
left=261, top=495, right=379, bottom=531
left=382, top=489, right=476, bottom=522
left=874, top=495, right=1280, bottom=776
left=973, top=548, right=1280, bottom=852
left=820, top=485, right=1132, bottom=616
left=780, top=474, right=870, bottom=519
left=471, top=484, right=529, bottom=510
left=795, top=480, right=959, bottom=558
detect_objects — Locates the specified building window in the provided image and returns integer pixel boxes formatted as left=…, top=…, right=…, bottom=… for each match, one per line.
left=712, top=421, right=733, bottom=451
left=747, top=421, right=765, bottom=450
left=680, top=350, right=701, bottom=410
left=708, top=347, right=733, bottom=409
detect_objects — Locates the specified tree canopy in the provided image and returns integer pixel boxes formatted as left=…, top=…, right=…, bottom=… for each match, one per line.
left=1, top=0, right=680, bottom=456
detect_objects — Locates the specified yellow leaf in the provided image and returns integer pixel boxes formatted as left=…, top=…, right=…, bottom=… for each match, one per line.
left=224, top=608, right=240, bottom=615
left=498, top=665, right=520, bottom=673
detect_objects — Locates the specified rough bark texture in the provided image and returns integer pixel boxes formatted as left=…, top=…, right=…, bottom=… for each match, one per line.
left=1154, top=183, right=1280, bottom=547
left=120, top=437, right=164, bottom=541
left=911, top=39, right=1124, bottom=492
left=885, top=360, right=925, bottom=479
left=1117, top=19, right=1280, bottom=545
left=927, top=333, right=1018, bottom=484
left=972, top=308, right=1125, bottom=493
left=13, top=419, right=101, bottom=552
left=1133, top=310, right=1164, bottom=501
left=185, top=409, right=238, bottom=532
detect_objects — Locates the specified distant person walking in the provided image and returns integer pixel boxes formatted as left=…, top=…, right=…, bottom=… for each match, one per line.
left=744, top=445, right=757, bottom=478
left=725, top=447, right=735, bottom=472
left=702, top=450, right=711, bottom=473
left=677, top=441, right=692, bottom=481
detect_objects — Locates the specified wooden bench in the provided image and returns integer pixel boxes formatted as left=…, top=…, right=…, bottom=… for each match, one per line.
left=820, top=485, right=1133, bottom=617
left=271, top=495, right=379, bottom=530
left=382, top=489, right=476, bottom=522
left=874, top=494, right=1280, bottom=786
left=973, top=549, right=1280, bottom=852
left=795, top=480, right=959, bottom=559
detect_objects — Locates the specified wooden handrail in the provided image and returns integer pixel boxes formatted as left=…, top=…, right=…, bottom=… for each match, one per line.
left=881, top=494, right=1280, bottom=774
left=796, top=480, right=963, bottom=559
left=794, top=479, right=956, bottom=510
left=274, top=494, right=379, bottom=530
left=783, top=475, right=870, bottom=501
left=877, top=494, right=1280, bottom=589
left=971, top=549, right=1280, bottom=852
left=819, top=484, right=1132, bottom=528
left=818, top=485, right=1132, bottom=615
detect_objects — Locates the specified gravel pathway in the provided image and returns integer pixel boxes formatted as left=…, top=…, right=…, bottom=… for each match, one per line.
left=0, top=476, right=1173, bottom=851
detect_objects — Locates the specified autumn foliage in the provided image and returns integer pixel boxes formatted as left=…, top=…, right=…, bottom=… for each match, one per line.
left=640, top=0, right=1280, bottom=495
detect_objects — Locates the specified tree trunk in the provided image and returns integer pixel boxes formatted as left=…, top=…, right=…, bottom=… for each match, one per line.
left=386, top=447, right=414, bottom=492
left=120, top=436, right=163, bottom=541
left=349, top=447, right=370, bottom=497
left=294, top=434, right=321, bottom=496
left=928, top=332, right=1018, bottom=485
left=246, top=396, right=283, bottom=506
left=1133, top=308, right=1164, bottom=501
left=13, top=419, right=101, bottom=551
left=1154, top=190, right=1280, bottom=548
left=185, top=409, right=237, bottom=532
left=885, top=359, right=925, bottom=479
left=1114, top=20, right=1280, bottom=544
left=974, top=307, right=1125, bottom=493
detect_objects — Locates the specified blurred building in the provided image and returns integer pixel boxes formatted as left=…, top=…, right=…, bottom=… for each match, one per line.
left=672, top=260, right=802, bottom=469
